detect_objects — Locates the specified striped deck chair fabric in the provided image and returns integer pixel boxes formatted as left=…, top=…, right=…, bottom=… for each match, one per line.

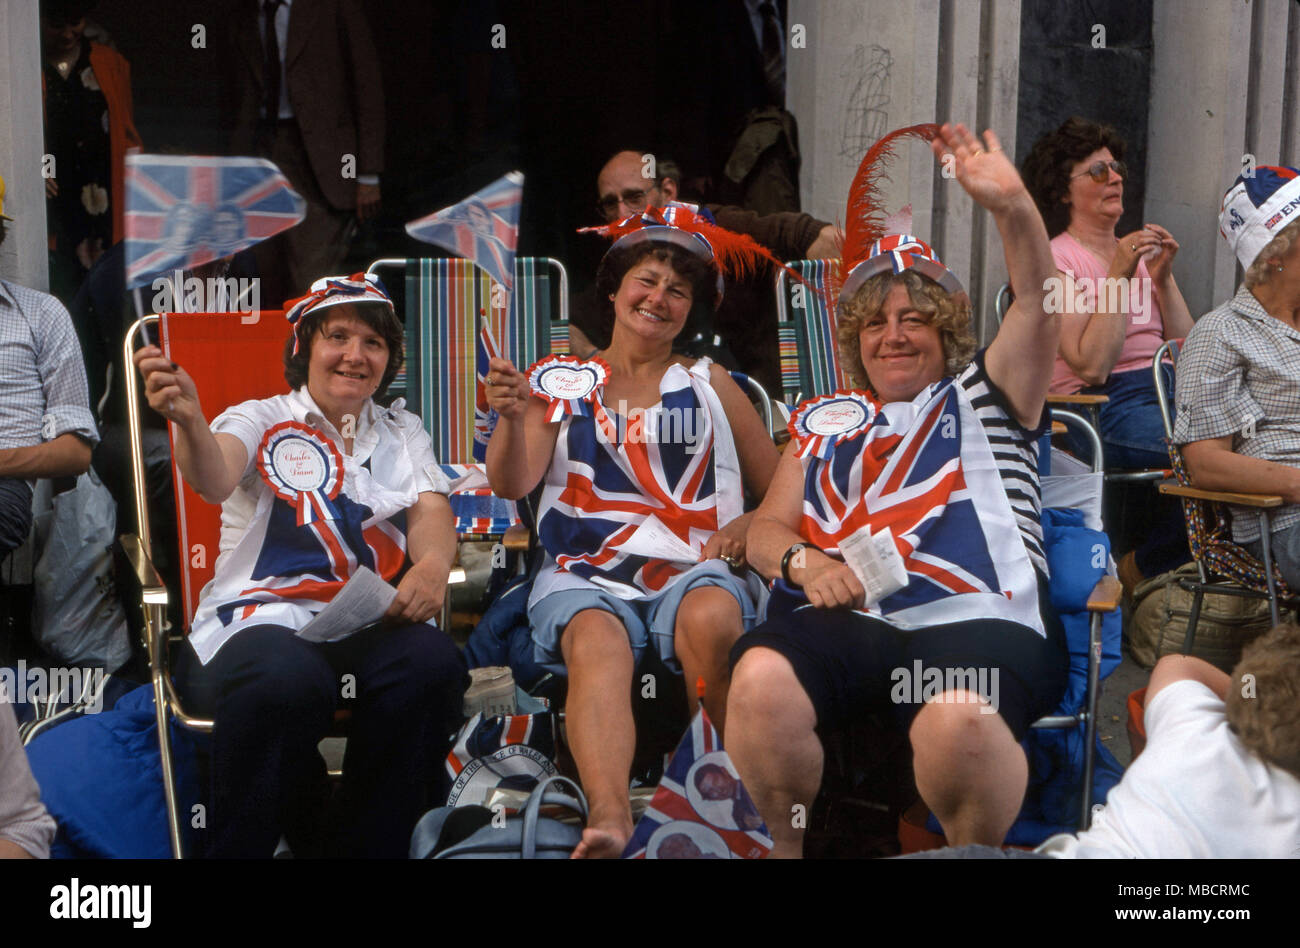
left=401, top=257, right=565, bottom=538
left=774, top=259, right=846, bottom=405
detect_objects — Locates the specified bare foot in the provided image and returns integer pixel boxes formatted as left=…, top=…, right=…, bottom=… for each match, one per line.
left=570, top=819, right=633, bottom=859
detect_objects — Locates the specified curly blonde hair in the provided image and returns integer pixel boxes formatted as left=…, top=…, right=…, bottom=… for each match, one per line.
left=1243, top=219, right=1300, bottom=291
left=1224, top=623, right=1300, bottom=780
left=836, top=270, right=977, bottom=393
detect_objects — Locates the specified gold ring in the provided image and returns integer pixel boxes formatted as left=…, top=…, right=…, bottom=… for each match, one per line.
left=486, top=375, right=495, bottom=386
left=720, top=553, right=741, bottom=568
left=1130, top=245, right=1137, bottom=251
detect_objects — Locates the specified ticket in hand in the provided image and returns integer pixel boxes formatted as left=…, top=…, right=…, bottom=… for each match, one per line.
left=838, top=525, right=909, bottom=607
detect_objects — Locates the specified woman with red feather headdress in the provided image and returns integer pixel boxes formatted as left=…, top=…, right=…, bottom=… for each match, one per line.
left=483, top=203, right=783, bottom=857
left=727, top=123, right=1069, bottom=857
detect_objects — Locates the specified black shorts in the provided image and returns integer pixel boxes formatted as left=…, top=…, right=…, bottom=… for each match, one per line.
left=729, top=574, right=1069, bottom=743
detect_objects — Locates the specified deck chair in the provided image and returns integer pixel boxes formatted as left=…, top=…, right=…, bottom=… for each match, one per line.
left=1029, top=408, right=1122, bottom=831
left=774, top=259, right=848, bottom=406
left=366, top=256, right=569, bottom=553
left=1151, top=340, right=1298, bottom=646
left=120, top=311, right=465, bottom=858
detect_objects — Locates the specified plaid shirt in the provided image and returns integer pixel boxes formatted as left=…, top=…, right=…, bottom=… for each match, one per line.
left=1173, top=285, right=1300, bottom=542
left=0, top=279, right=98, bottom=455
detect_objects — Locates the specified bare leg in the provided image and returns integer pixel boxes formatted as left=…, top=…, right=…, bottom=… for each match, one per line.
left=562, top=609, right=636, bottom=859
left=673, top=586, right=744, bottom=732
left=909, top=690, right=1027, bottom=847
left=725, top=647, right=822, bottom=858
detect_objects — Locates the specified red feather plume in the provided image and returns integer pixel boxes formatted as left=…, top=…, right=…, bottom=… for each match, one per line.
left=838, top=123, right=940, bottom=281
left=578, top=206, right=803, bottom=286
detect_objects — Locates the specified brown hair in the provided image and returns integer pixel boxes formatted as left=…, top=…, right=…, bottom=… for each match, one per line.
left=593, top=242, right=719, bottom=353
left=282, top=302, right=405, bottom=399
left=1020, top=117, right=1128, bottom=238
left=836, top=270, right=977, bottom=393
left=1225, top=623, right=1300, bottom=780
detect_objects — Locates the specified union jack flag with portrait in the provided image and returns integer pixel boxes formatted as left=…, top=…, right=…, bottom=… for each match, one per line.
left=406, top=172, right=523, bottom=289
left=791, top=378, right=1043, bottom=634
left=623, top=701, right=772, bottom=859
left=532, top=360, right=743, bottom=600
left=124, top=154, right=305, bottom=288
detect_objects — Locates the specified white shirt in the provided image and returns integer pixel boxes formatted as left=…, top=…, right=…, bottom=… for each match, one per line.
left=188, top=387, right=449, bottom=664
left=1038, top=679, right=1300, bottom=858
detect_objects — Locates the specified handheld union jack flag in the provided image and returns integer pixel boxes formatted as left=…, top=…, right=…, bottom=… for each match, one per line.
left=622, top=703, right=772, bottom=859
left=791, top=379, right=1043, bottom=634
left=405, top=172, right=523, bottom=289
left=124, top=155, right=305, bottom=289
left=473, top=318, right=502, bottom=463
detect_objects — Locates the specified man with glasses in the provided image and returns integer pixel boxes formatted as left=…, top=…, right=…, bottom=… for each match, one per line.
left=574, top=150, right=840, bottom=396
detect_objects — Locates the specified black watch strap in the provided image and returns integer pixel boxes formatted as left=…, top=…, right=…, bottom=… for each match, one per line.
left=780, top=542, right=814, bottom=585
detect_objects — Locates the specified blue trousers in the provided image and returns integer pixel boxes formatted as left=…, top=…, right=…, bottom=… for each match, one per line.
left=178, top=621, right=467, bottom=858
left=0, top=478, right=33, bottom=559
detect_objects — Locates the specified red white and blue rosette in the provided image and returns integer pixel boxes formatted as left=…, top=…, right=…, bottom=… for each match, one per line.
left=256, top=421, right=344, bottom=526
left=527, top=354, right=612, bottom=422
left=788, top=390, right=877, bottom=459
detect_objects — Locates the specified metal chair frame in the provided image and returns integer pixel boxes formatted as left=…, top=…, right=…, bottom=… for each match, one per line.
left=1151, top=340, right=1298, bottom=645
left=1030, top=408, right=1120, bottom=830
left=121, top=313, right=465, bottom=858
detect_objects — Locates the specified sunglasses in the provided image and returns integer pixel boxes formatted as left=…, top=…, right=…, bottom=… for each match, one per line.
left=597, top=186, right=658, bottom=219
left=1071, top=160, right=1126, bottom=184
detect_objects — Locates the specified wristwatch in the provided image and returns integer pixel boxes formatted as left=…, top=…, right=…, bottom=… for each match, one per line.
left=780, top=542, right=816, bottom=585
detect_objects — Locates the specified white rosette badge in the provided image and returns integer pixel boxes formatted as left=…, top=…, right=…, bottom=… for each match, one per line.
left=789, top=391, right=877, bottom=460
left=527, top=354, right=612, bottom=422
left=257, top=421, right=345, bottom=526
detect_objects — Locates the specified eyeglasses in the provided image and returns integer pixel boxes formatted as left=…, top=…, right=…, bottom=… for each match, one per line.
left=1071, top=160, right=1126, bottom=184
left=597, top=185, right=659, bottom=220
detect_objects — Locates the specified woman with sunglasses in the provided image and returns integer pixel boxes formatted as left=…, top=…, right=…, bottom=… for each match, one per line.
left=1022, top=117, right=1193, bottom=587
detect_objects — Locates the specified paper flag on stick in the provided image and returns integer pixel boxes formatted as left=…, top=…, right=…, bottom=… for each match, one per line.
left=124, top=154, right=305, bottom=289
left=406, top=171, right=523, bottom=289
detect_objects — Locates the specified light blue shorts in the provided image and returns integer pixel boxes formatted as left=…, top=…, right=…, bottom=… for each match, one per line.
left=528, top=561, right=764, bottom=676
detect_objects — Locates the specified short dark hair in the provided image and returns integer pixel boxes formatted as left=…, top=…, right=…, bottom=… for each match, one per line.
left=282, top=302, right=405, bottom=399
left=594, top=241, right=718, bottom=353
left=1020, top=117, right=1128, bottom=238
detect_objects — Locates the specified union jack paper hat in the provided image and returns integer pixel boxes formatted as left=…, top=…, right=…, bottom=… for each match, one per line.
left=835, top=124, right=965, bottom=308
left=282, top=272, right=394, bottom=354
left=579, top=202, right=794, bottom=301
left=1218, top=165, right=1300, bottom=270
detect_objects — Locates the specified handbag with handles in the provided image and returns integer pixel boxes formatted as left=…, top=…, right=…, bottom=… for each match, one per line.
left=410, top=775, right=588, bottom=859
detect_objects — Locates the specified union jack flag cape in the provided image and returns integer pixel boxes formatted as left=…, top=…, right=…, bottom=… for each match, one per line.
left=790, top=378, right=1044, bottom=635
left=622, top=705, right=772, bottom=859
left=529, top=357, right=744, bottom=600
left=124, top=154, right=305, bottom=288
left=406, top=172, right=522, bottom=289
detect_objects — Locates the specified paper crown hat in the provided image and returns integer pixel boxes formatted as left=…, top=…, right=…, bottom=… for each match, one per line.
left=835, top=124, right=966, bottom=308
left=282, top=272, right=394, bottom=354
left=579, top=201, right=796, bottom=302
left=1219, top=165, right=1300, bottom=271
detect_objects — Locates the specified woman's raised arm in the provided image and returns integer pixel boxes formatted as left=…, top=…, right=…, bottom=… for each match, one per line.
left=931, top=124, right=1059, bottom=428
left=133, top=345, right=247, bottom=504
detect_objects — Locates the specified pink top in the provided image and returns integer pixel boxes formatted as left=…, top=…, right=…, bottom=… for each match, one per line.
left=1048, top=232, right=1165, bottom=394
